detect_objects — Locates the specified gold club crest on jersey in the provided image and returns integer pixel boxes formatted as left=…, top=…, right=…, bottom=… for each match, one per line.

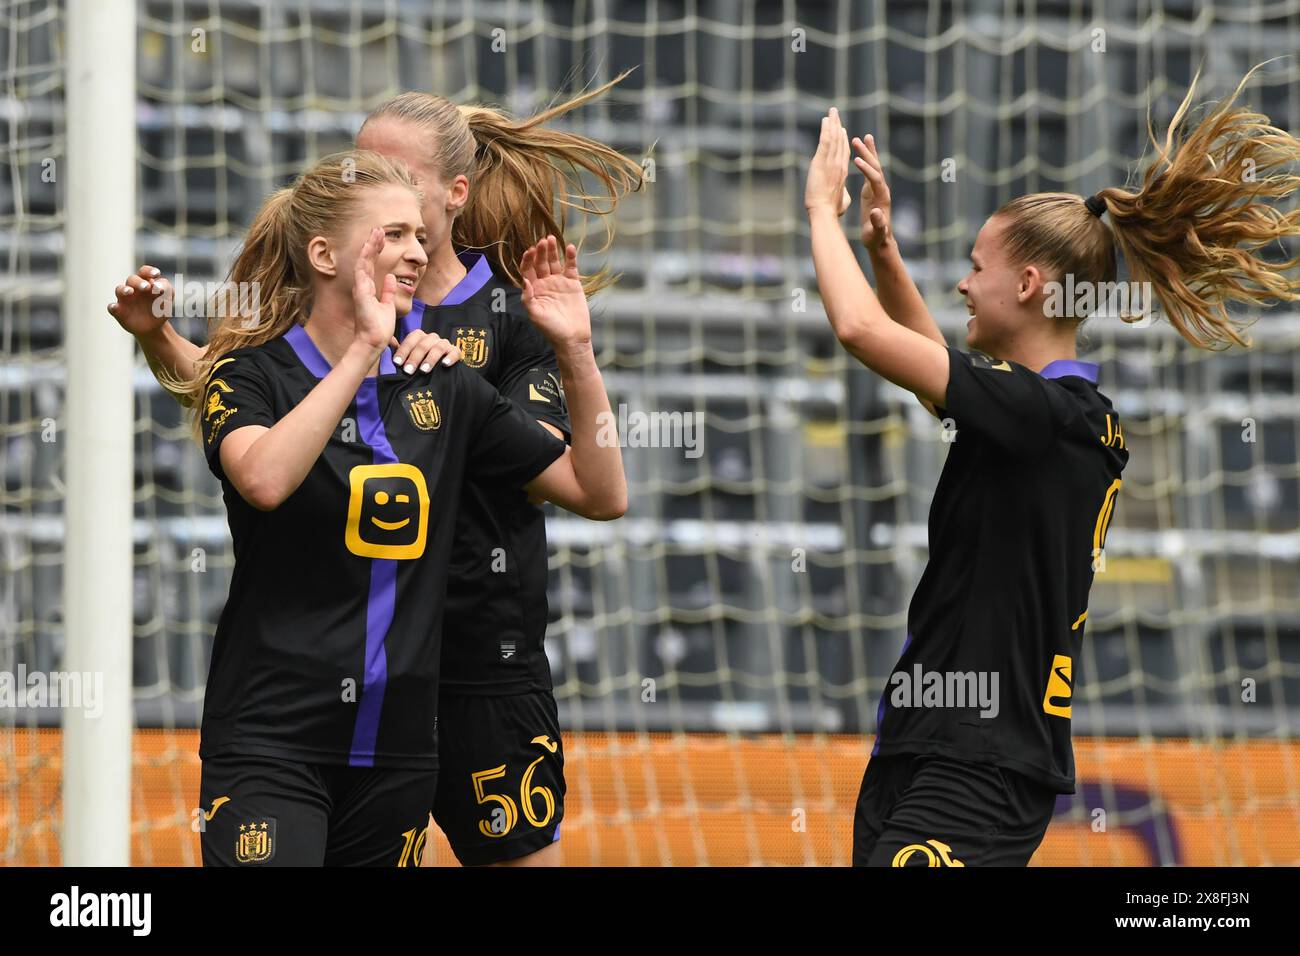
left=405, top=390, right=442, bottom=431
left=235, top=819, right=275, bottom=863
left=454, top=327, right=489, bottom=368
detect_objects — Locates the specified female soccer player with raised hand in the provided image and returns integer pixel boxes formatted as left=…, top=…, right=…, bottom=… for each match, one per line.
left=110, top=78, right=641, bottom=866
left=111, top=149, right=624, bottom=866
left=804, top=68, right=1300, bottom=866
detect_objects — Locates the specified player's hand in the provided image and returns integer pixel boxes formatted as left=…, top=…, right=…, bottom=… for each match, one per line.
left=804, top=107, right=853, bottom=217
left=519, top=235, right=590, bottom=348
left=853, top=133, right=894, bottom=253
left=107, top=264, right=175, bottom=337
left=352, top=227, right=398, bottom=353
left=391, top=329, right=461, bottom=373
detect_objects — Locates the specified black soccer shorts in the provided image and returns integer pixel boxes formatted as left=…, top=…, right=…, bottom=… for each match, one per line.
left=852, top=753, right=1058, bottom=867
left=432, top=690, right=566, bottom=866
left=198, top=754, right=438, bottom=867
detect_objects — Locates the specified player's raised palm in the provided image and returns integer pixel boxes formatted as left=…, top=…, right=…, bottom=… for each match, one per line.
left=520, top=235, right=589, bottom=346
left=107, top=264, right=175, bottom=336
left=352, top=226, right=398, bottom=352
left=804, top=107, right=853, bottom=217
left=853, top=133, right=893, bottom=252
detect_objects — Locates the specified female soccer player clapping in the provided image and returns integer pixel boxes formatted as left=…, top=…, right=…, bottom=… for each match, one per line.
left=805, top=66, right=1300, bottom=866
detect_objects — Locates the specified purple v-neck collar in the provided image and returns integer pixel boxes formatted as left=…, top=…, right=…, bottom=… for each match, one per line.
left=284, top=322, right=397, bottom=378
left=401, top=251, right=493, bottom=337
left=1039, top=358, right=1099, bottom=383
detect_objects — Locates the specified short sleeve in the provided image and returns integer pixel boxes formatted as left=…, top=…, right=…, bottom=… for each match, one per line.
left=201, top=351, right=276, bottom=481
left=496, top=314, right=571, bottom=441
left=464, top=370, right=568, bottom=487
left=936, top=347, right=1075, bottom=459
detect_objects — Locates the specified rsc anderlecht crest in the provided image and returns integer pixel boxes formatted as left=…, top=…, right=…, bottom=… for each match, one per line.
left=454, top=327, right=489, bottom=368
left=235, top=820, right=275, bottom=863
left=405, top=390, right=442, bottom=431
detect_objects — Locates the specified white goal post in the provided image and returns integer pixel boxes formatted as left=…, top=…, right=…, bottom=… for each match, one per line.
left=60, top=0, right=136, bottom=867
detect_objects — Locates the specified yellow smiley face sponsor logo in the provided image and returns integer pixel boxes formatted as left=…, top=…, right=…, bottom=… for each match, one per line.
left=367, top=489, right=412, bottom=531
left=345, top=463, right=429, bottom=559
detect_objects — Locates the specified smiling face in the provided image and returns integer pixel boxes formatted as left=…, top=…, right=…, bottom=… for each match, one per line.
left=356, top=119, right=468, bottom=263
left=327, top=183, right=429, bottom=314
left=957, top=216, right=1028, bottom=354
left=368, top=487, right=413, bottom=532
left=345, top=463, right=430, bottom=560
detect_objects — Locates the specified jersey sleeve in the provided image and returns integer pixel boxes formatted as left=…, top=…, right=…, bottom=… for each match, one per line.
left=935, top=347, right=1077, bottom=459
left=496, top=311, right=571, bottom=441
left=463, top=368, right=568, bottom=487
left=201, top=351, right=276, bottom=481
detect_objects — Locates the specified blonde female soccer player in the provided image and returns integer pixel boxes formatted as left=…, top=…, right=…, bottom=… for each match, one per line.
left=804, top=69, right=1300, bottom=866
left=111, top=150, right=624, bottom=866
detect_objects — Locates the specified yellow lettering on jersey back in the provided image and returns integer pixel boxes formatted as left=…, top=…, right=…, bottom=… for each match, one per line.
left=1093, top=479, right=1122, bottom=556
left=1100, top=413, right=1125, bottom=448
left=345, top=464, right=430, bottom=559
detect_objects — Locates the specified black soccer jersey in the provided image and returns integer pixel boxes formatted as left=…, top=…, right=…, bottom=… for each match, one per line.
left=397, top=252, right=571, bottom=695
left=199, top=324, right=567, bottom=769
left=871, top=347, right=1129, bottom=793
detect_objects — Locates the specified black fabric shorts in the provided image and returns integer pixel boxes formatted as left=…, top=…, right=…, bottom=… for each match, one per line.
left=198, top=754, right=438, bottom=867
left=432, top=690, right=565, bottom=866
left=852, top=753, right=1058, bottom=867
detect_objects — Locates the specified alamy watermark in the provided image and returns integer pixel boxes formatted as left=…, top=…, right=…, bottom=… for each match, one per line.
left=49, top=886, right=150, bottom=936
left=596, top=403, right=702, bottom=459
left=1043, top=276, right=1154, bottom=324
left=152, top=273, right=262, bottom=325
left=888, top=664, right=1000, bottom=718
left=0, top=664, right=103, bottom=718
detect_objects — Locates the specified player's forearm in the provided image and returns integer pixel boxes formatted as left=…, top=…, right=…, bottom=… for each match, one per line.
left=137, top=323, right=206, bottom=404
left=810, top=207, right=893, bottom=350
left=551, top=341, right=627, bottom=520
left=230, top=342, right=377, bottom=510
left=868, top=241, right=947, bottom=347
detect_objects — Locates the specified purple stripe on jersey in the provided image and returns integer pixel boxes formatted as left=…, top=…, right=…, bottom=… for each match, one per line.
left=284, top=323, right=333, bottom=378
left=348, top=377, right=400, bottom=766
left=440, top=252, right=494, bottom=305
left=1039, top=359, right=1099, bottom=383
left=350, top=552, right=395, bottom=766
left=871, top=631, right=915, bottom=757
left=356, top=379, right=399, bottom=465
left=282, top=322, right=403, bottom=764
